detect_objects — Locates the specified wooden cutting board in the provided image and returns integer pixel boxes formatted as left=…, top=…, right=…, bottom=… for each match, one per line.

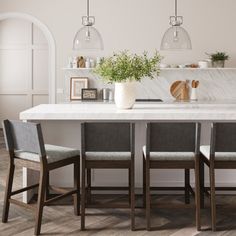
left=170, top=80, right=189, bottom=100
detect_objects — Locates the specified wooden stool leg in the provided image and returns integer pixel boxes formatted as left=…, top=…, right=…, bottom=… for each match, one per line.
left=45, top=172, right=50, bottom=201
left=73, top=160, right=80, bottom=216
left=146, top=162, right=151, bottom=231
left=81, top=160, right=86, bottom=230
left=210, top=164, right=216, bottom=231
left=130, top=161, right=135, bottom=231
left=143, top=155, right=146, bottom=208
left=128, top=168, right=131, bottom=206
left=200, top=156, right=205, bottom=209
left=86, top=169, right=91, bottom=204
left=35, top=170, right=47, bottom=235
left=195, top=158, right=201, bottom=231
left=185, top=169, right=190, bottom=204
left=2, top=163, right=15, bottom=223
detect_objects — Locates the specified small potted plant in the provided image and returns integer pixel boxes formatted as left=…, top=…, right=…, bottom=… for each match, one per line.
left=207, top=51, right=229, bottom=68
left=94, top=51, right=162, bottom=109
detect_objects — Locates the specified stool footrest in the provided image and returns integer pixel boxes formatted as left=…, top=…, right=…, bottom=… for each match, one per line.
left=45, top=189, right=77, bottom=205
left=87, top=203, right=130, bottom=209
left=89, top=186, right=129, bottom=191
left=9, top=199, right=36, bottom=211
left=11, top=183, right=39, bottom=196
left=49, top=185, right=71, bottom=194
left=151, top=202, right=195, bottom=209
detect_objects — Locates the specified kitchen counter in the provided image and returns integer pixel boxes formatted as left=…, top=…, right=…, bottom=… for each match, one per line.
left=20, top=100, right=236, bottom=121
left=19, top=100, right=236, bottom=203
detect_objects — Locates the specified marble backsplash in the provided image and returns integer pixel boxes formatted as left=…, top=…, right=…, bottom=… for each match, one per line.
left=64, top=68, right=236, bottom=102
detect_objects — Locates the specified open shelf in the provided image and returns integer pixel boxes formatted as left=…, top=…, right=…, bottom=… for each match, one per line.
left=63, top=67, right=236, bottom=71
left=160, top=67, right=236, bottom=70
left=62, top=67, right=93, bottom=71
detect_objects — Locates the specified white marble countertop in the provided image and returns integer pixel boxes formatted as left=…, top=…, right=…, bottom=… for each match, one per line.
left=19, top=100, right=236, bottom=121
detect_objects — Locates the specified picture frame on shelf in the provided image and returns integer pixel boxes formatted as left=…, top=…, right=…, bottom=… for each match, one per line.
left=82, top=88, right=98, bottom=100
left=70, top=77, right=88, bottom=100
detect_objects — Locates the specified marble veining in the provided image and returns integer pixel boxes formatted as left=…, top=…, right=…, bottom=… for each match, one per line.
left=63, top=68, right=236, bottom=101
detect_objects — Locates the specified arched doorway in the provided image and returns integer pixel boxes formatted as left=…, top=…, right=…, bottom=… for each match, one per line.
left=0, top=12, right=56, bottom=120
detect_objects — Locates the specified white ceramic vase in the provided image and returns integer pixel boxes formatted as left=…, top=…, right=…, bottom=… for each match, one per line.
left=114, top=81, right=136, bottom=109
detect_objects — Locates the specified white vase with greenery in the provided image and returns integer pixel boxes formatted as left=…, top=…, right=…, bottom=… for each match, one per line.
left=94, top=51, right=162, bottom=109
left=114, top=81, right=136, bottom=109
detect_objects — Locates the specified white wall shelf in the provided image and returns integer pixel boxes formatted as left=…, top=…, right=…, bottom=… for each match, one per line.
left=62, top=67, right=236, bottom=71
left=62, top=67, right=93, bottom=71
left=160, top=67, right=236, bottom=70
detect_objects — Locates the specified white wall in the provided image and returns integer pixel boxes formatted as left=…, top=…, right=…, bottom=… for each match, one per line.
left=1, top=0, right=236, bottom=102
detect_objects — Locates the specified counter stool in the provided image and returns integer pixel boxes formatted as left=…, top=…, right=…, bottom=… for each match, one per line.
left=143, top=122, right=202, bottom=231
left=2, top=120, right=80, bottom=235
left=200, top=123, right=236, bottom=231
left=81, top=122, right=135, bottom=231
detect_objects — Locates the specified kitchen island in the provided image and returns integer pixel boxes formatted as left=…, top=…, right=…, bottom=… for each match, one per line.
left=20, top=101, right=236, bottom=202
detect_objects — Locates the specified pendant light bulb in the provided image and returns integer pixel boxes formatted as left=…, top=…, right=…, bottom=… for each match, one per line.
left=73, top=0, right=104, bottom=50
left=173, top=30, right=179, bottom=42
left=85, top=29, right=91, bottom=41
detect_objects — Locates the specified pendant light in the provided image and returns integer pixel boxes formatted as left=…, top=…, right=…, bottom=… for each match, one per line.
left=160, top=0, right=192, bottom=50
left=73, top=0, right=103, bottom=50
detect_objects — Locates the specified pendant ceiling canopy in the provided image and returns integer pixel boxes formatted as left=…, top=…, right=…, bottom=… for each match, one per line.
left=160, top=0, right=192, bottom=50
left=73, top=0, right=103, bottom=50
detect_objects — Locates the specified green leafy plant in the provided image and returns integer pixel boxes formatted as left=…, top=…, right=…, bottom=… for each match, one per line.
left=94, top=50, right=162, bottom=83
left=207, top=52, right=229, bottom=62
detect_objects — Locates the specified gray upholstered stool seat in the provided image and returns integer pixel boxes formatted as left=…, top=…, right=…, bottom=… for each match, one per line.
left=85, top=152, right=131, bottom=161
left=200, top=145, right=236, bottom=161
left=143, top=146, right=195, bottom=161
left=14, top=144, right=80, bottom=163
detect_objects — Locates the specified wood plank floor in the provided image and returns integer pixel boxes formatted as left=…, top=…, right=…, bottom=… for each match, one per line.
left=1, top=129, right=236, bottom=235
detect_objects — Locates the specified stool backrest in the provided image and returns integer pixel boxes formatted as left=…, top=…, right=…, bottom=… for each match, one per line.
left=147, top=122, right=200, bottom=153
left=81, top=122, right=134, bottom=153
left=211, top=123, right=236, bottom=153
left=2, top=120, right=46, bottom=162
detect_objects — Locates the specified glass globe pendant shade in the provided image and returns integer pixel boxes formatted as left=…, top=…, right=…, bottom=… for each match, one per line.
left=73, top=26, right=104, bottom=50
left=160, top=26, right=192, bottom=50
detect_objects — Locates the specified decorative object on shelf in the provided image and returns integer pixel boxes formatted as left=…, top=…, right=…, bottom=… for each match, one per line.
left=170, top=80, right=190, bottom=101
left=190, top=80, right=199, bottom=101
left=90, top=58, right=95, bottom=68
left=85, top=58, right=91, bottom=68
left=160, top=63, right=171, bottom=68
left=72, top=57, right=78, bottom=69
left=82, top=88, right=97, bottom=100
left=68, top=57, right=73, bottom=68
left=207, top=52, right=229, bottom=68
left=78, top=56, right=86, bottom=68
left=96, top=57, right=102, bottom=65
left=198, top=60, right=210, bottom=68
left=184, top=63, right=198, bottom=68
left=73, top=0, right=103, bottom=50
left=108, top=90, right=114, bottom=101
left=102, top=88, right=110, bottom=100
left=190, top=64, right=198, bottom=68
left=70, top=77, right=88, bottom=100
left=94, top=50, right=162, bottom=109
left=161, top=0, right=192, bottom=50
left=178, top=64, right=186, bottom=68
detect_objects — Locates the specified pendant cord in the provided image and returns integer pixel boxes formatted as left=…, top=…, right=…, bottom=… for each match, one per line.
left=87, top=0, right=90, bottom=18
left=175, top=0, right=177, bottom=17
